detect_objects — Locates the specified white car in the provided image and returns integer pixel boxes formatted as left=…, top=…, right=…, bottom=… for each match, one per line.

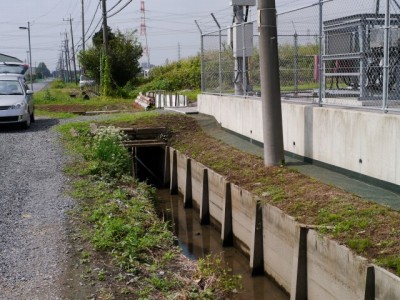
left=79, top=75, right=96, bottom=89
left=0, top=62, right=29, bottom=75
left=0, top=74, right=35, bottom=129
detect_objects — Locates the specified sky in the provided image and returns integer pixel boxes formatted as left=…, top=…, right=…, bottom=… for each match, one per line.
left=0, top=0, right=391, bottom=72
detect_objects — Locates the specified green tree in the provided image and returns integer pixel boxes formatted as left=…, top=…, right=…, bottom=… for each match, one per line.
left=36, top=62, right=51, bottom=79
left=78, top=28, right=143, bottom=89
left=143, top=56, right=201, bottom=91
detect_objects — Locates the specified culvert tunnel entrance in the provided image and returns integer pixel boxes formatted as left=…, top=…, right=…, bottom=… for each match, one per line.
left=122, top=126, right=168, bottom=188
left=134, top=146, right=166, bottom=188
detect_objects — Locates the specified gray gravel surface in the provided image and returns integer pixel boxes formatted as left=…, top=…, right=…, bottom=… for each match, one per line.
left=0, top=116, right=102, bottom=300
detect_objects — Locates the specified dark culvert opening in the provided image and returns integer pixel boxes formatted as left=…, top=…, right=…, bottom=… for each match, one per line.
left=134, top=146, right=166, bottom=188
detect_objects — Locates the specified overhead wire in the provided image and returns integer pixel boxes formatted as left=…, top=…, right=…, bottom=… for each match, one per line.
left=84, top=1, right=101, bottom=39
left=108, top=0, right=124, bottom=13
left=109, top=0, right=134, bottom=18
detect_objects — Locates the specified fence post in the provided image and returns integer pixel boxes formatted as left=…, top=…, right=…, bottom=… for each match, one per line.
left=318, top=0, right=323, bottom=106
left=382, top=0, right=390, bottom=111
left=294, top=32, right=299, bottom=96
left=195, top=20, right=204, bottom=92
left=211, top=13, right=222, bottom=95
left=242, top=22, right=247, bottom=95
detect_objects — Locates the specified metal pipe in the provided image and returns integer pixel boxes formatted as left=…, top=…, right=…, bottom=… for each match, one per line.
left=277, top=0, right=332, bottom=16
left=382, top=0, right=390, bottom=111
left=194, top=20, right=204, bottom=92
left=242, top=22, right=247, bottom=95
left=211, top=13, right=223, bottom=95
left=19, top=22, right=33, bottom=90
left=318, top=0, right=324, bottom=106
left=294, top=32, right=298, bottom=96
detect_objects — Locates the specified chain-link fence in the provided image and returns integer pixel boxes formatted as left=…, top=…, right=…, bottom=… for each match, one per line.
left=200, top=0, right=400, bottom=112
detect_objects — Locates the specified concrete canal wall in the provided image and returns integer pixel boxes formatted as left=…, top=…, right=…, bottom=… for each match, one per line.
left=166, top=147, right=400, bottom=300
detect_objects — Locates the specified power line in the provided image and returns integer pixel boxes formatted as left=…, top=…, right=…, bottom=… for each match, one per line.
left=84, top=1, right=101, bottom=38
left=108, top=0, right=124, bottom=13
left=109, top=0, right=134, bottom=18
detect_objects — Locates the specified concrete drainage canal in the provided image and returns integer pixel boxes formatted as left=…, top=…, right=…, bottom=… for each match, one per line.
left=124, top=127, right=289, bottom=300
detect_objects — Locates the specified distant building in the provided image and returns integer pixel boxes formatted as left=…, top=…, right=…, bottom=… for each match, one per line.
left=0, top=53, right=22, bottom=63
left=141, top=62, right=155, bottom=78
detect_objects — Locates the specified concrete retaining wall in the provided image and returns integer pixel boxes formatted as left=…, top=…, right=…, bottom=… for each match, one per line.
left=166, top=147, right=400, bottom=299
left=198, top=94, right=400, bottom=186
left=263, top=204, right=297, bottom=292
left=306, top=230, right=368, bottom=300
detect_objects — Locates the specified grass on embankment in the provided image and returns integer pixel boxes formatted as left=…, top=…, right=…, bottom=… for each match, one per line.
left=57, top=120, right=241, bottom=299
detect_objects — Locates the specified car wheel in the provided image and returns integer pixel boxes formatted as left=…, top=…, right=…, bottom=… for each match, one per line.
left=22, top=110, right=31, bottom=129
left=30, top=109, right=35, bottom=123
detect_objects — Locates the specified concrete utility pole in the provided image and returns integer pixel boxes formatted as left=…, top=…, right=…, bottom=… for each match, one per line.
left=64, top=16, right=78, bottom=84
left=81, top=0, right=85, bottom=52
left=64, top=42, right=70, bottom=82
left=101, top=0, right=108, bottom=52
left=258, top=0, right=285, bottom=166
left=64, top=34, right=72, bottom=83
left=18, top=22, right=33, bottom=90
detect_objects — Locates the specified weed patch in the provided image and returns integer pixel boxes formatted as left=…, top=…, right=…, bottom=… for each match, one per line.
left=59, top=120, right=242, bottom=299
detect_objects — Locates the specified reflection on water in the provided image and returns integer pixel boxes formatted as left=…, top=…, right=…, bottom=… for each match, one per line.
left=156, top=189, right=289, bottom=300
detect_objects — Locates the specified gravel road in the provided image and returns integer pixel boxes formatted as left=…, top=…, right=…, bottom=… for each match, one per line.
left=0, top=118, right=76, bottom=299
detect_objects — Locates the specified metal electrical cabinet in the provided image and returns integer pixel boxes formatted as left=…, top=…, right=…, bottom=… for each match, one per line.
left=232, top=23, right=254, bottom=57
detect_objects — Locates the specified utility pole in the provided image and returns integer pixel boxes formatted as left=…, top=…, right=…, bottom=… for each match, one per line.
left=59, top=51, right=65, bottom=81
left=64, top=16, right=78, bottom=84
left=101, top=0, right=108, bottom=52
left=64, top=33, right=72, bottom=83
left=178, top=42, right=181, bottom=61
left=63, top=45, right=70, bottom=82
left=258, top=0, right=284, bottom=166
left=81, top=0, right=85, bottom=52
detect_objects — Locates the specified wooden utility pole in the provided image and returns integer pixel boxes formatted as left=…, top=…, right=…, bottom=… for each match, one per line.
left=258, top=0, right=285, bottom=166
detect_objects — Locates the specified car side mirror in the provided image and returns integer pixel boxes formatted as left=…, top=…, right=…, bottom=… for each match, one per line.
left=26, top=90, right=34, bottom=95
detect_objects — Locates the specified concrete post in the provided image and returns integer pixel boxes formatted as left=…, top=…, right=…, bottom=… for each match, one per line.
left=184, top=158, right=193, bottom=208
left=250, top=201, right=264, bottom=275
left=221, top=181, right=233, bottom=246
left=364, top=266, right=375, bottom=300
left=290, top=226, right=309, bottom=300
left=200, top=168, right=210, bottom=225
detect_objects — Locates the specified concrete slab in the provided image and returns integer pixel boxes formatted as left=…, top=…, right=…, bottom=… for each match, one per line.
left=164, top=106, right=198, bottom=114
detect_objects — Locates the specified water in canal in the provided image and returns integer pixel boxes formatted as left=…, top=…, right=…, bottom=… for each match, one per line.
left=156, top=189, right=289, bottom=300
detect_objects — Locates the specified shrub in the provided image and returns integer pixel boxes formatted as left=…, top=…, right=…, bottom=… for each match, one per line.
left=89, top=126, right=131, bottom=178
